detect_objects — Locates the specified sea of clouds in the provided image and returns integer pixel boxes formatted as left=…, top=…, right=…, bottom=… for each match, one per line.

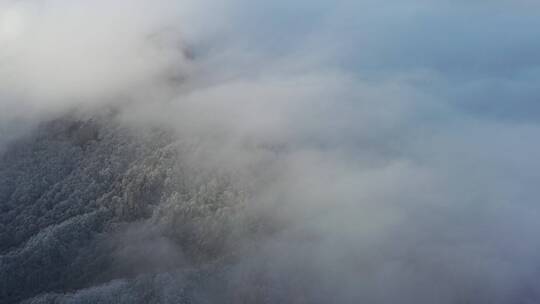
left=1, top=0, right=540, bottom=303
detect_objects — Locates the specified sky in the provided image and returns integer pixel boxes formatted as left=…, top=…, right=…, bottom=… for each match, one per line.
left=1, top=0, right=540, bottom=303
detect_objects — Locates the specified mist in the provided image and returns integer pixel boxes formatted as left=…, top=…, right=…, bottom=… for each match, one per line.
left=1, top=0, right=540, bottom=303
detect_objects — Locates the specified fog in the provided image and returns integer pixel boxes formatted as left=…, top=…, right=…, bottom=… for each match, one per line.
left=1, top=0, right=540, bottom=303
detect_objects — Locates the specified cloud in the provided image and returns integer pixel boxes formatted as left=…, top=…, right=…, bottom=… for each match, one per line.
left=0, top=0, right=192, bottom=110
left=1, top=0, right=540, bottom=303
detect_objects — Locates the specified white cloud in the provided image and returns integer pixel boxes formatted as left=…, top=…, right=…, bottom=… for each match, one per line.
left=1, top=0, right=540, bottom=302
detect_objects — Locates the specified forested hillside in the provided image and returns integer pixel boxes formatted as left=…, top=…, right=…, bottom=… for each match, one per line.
left=0, top=112, right=262, bottom=303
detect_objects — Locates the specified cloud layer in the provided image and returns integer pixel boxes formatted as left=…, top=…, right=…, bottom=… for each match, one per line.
left=1, top=0, right=540, bottom=303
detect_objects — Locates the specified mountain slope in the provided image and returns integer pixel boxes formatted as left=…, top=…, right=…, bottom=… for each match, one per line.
left=0, top=112, right=256, bottom=303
